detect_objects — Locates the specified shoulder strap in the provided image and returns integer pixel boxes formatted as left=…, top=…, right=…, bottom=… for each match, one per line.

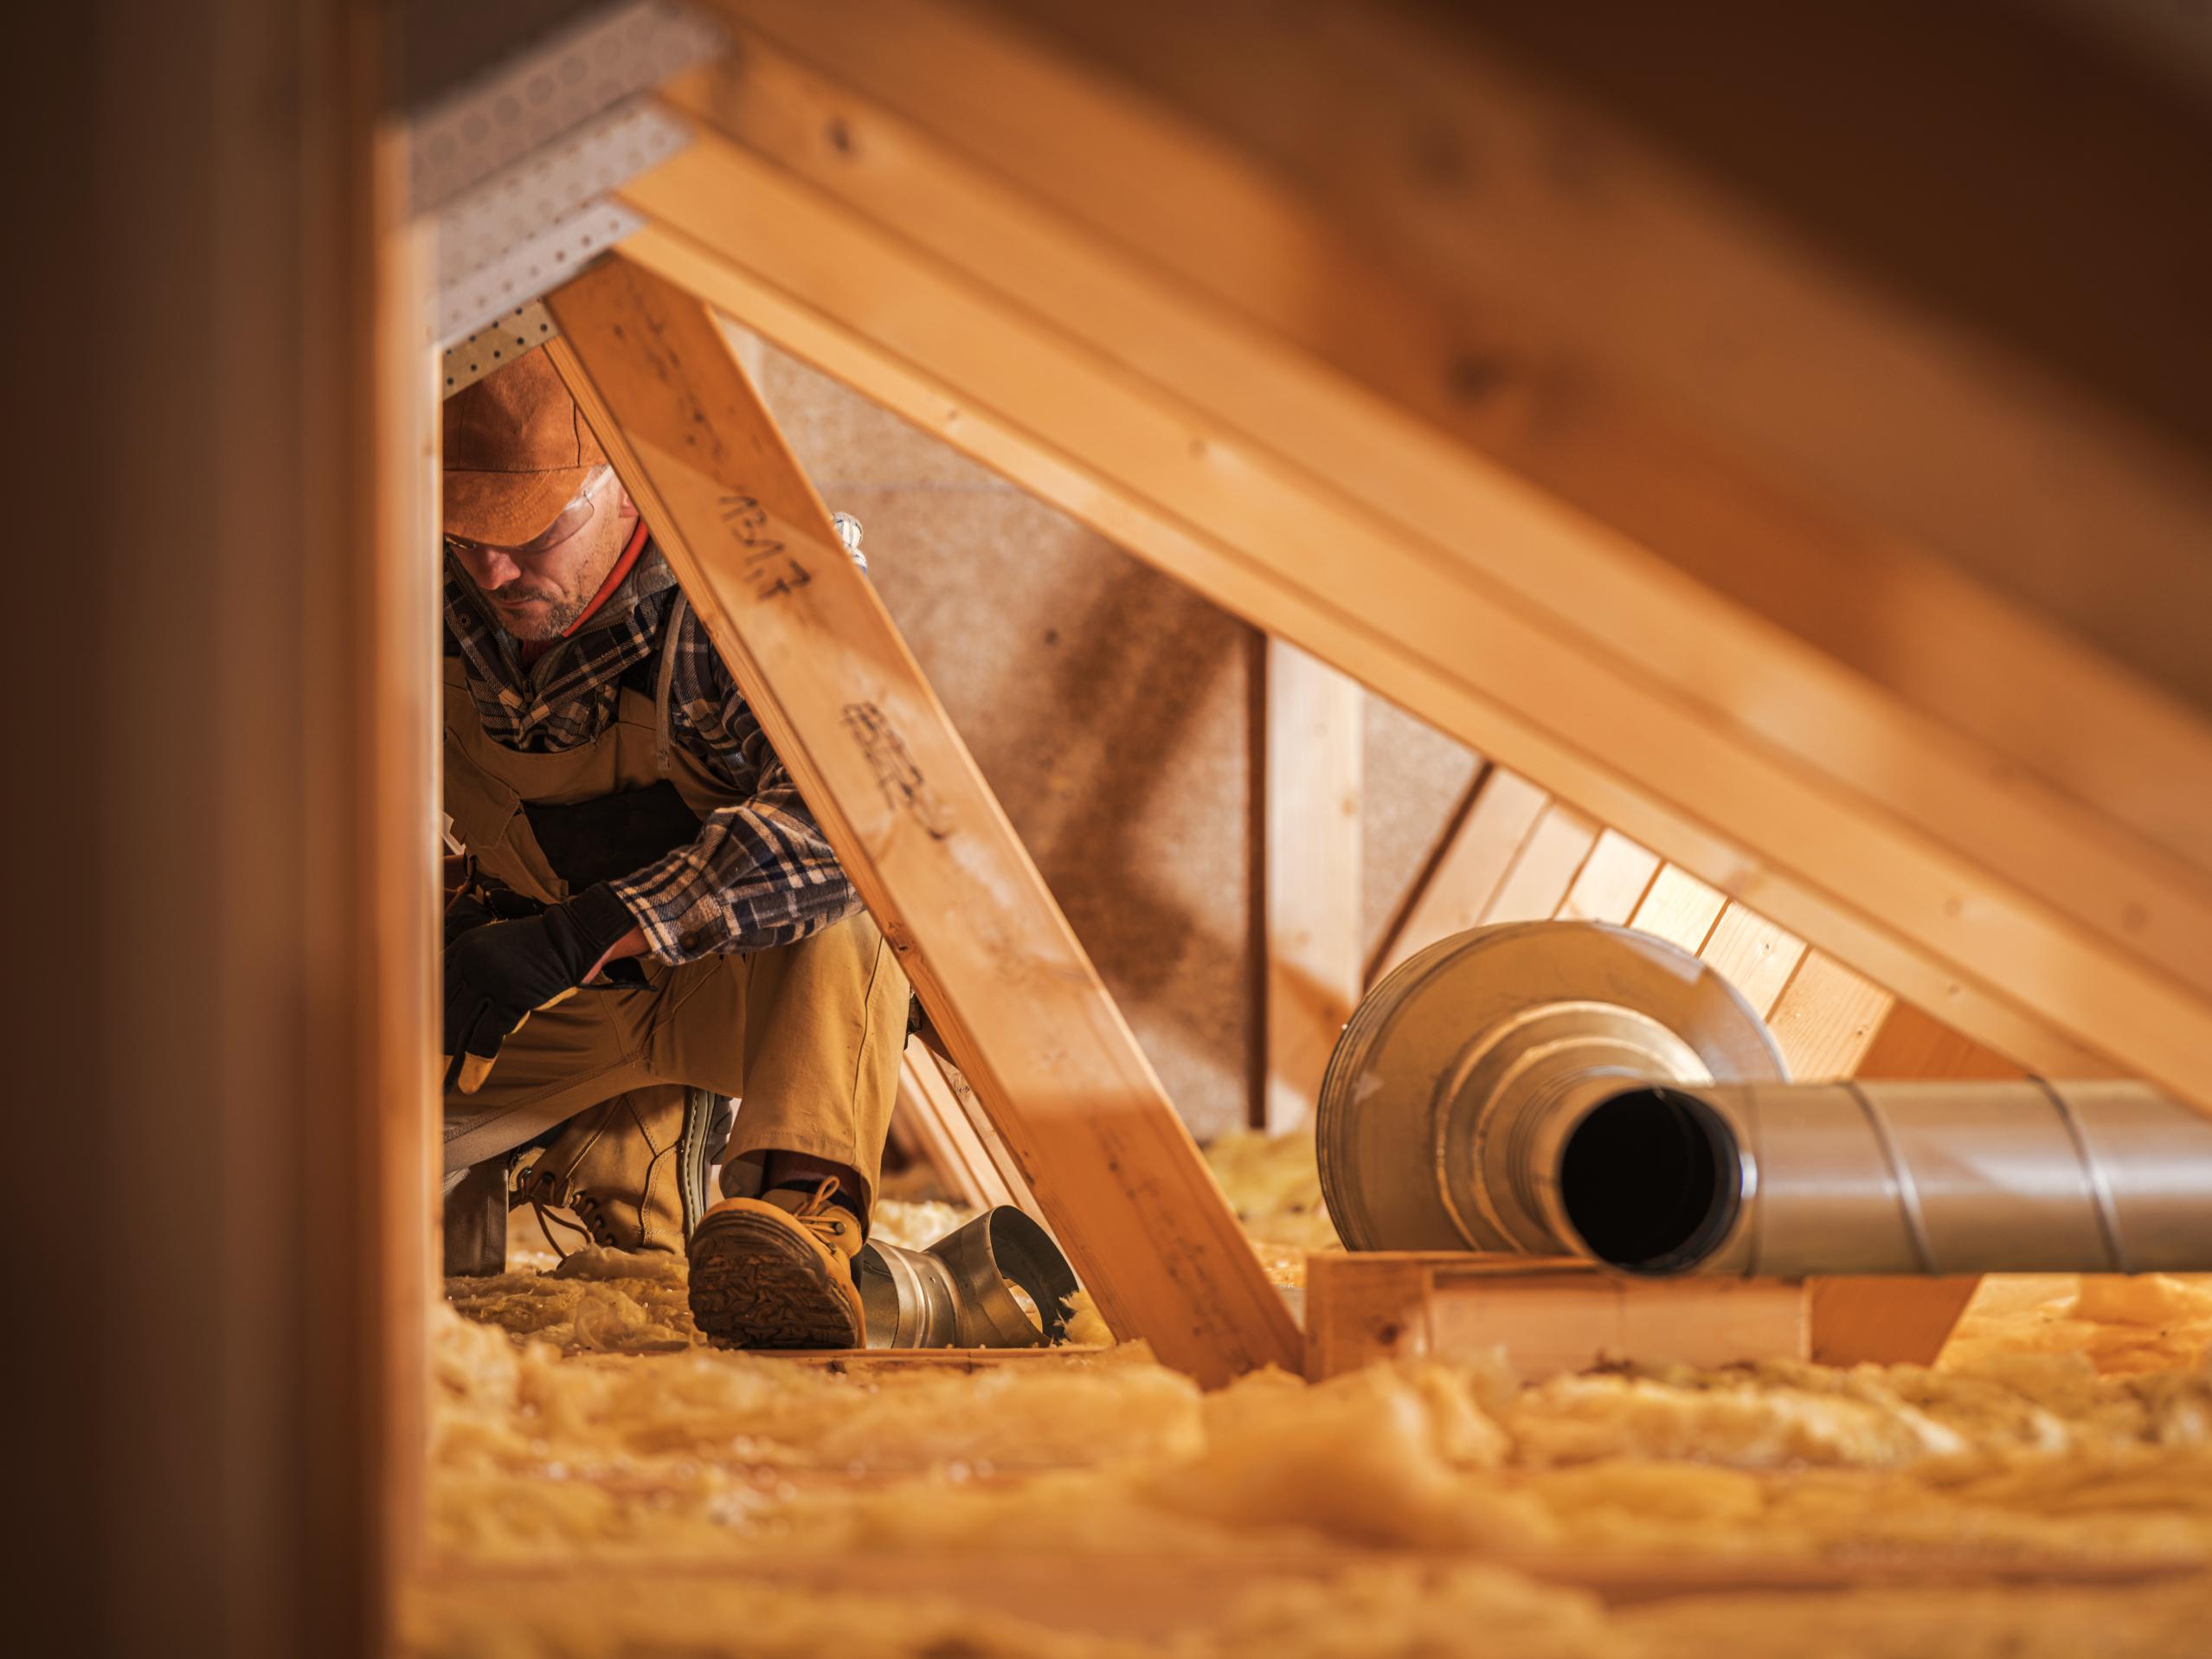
left=653, top=589, right=690, bottom=777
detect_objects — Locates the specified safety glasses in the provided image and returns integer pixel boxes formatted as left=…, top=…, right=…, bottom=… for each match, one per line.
left=444, top=466, right=614, bottom=562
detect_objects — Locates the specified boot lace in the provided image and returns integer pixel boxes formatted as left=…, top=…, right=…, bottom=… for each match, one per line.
left=788, top=1177, right=855, bottom=1246
left=514, top=1152, right=620, bottom=1258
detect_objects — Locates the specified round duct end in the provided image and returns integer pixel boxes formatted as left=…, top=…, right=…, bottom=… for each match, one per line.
left=1556, top=1085, right=1746, bottom=1275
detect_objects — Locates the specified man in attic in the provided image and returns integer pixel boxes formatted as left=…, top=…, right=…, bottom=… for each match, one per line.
left=436, top=348, right=908, bottom=1349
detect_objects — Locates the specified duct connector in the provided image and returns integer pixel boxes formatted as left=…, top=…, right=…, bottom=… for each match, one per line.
left=855, top=1206, right=1081, bottom=1347
left=1315, top=921, right=2212, bottom=1277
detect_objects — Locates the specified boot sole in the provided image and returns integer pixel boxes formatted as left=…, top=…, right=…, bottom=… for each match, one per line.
left=687, top=1211, right=865, bottom=1349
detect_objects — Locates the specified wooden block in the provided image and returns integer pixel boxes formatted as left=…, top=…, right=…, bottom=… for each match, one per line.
left=1305, top=1252, right=1808, bottom=1381
left=1809, top=1276, right=1982, bottom=1367
left=545, top=258, right=1299, bottom=1384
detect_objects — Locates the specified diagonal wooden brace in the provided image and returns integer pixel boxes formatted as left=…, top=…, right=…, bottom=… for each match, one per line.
left=543, top=254, right=1300, bottom=1384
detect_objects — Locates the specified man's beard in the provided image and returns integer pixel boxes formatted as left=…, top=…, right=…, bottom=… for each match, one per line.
left=485, top=582, right=588, bottom=640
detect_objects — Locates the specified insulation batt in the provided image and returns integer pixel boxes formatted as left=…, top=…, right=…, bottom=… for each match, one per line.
left=425, top=1138, right=2212, bottom=1656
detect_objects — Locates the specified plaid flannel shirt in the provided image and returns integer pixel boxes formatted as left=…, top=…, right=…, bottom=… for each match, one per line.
left=444, top=543, right=859, bottom=963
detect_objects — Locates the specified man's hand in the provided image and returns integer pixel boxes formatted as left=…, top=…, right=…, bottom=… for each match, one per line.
left=442, top=883, right=642, bottom=1093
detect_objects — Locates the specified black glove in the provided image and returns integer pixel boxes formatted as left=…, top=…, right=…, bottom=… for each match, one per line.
left=442, top=883, right=639, bottom=1094
left=443, top=888, right=495, bottom=950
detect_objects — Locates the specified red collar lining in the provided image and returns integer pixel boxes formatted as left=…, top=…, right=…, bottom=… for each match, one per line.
left=565, top=514, right=650, bottom=638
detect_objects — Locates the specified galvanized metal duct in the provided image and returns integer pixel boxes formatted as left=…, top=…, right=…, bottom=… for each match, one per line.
left=855, top=1206, right=1080, bottom=1347
left=1315, top=921, right=2212, bottom=1276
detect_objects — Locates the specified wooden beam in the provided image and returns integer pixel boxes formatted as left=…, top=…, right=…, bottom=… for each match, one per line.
left=666, top=8, right=2212, bottom=882
left=1260, top=639, right=1363, bottom=1130
left=990, top=0, right=2212, bottom=705
left=543, top=257, right=1299, bottom=1384
left=611, top=122, right=2210, bottom=1101
left=693, top=0, right=2212, bottom=868
left=1366, top=767, right=1547, bottom=981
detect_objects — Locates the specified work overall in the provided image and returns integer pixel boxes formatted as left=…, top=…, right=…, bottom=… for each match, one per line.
left=439, top=590, right=907, bottom=1219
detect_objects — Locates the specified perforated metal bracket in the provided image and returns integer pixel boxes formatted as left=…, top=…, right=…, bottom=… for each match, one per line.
left=434, top=99, right=689, bottom=292
left=436, top=195, right=643, bottom=349
left=413, top=1, right=723, bottom=346
left=409, top=0, right=723, bottom=214
left=443, top=301, right=560, bottom=400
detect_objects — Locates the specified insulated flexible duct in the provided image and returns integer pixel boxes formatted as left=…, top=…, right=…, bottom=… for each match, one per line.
left=1315, top=922, right=2212, bottom=1276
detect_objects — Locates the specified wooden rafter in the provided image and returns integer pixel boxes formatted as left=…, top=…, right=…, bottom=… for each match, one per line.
left=691, top=0, right=2212, bottom=856
left=542, top=257, right=1299, bottom=1384
left=606, top=62, right=2212, bottom=1107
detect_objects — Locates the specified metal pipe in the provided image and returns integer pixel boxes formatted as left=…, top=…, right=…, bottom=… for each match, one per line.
left=1315, top=921, right=2212, bottom=1276
left=1535, top=1076, right=2212, bottom=1276
left=854, top=1206, right=1081, bottom=1347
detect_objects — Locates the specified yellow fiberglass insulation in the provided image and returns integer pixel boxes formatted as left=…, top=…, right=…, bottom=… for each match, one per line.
left=428, top=1137, right=2212, bottom=1656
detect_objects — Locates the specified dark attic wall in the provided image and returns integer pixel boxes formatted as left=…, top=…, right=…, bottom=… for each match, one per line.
left=743, top=331, right=1476, bottom=1139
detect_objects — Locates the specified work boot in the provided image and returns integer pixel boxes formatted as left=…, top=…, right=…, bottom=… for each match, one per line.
left=443, top=1152, right=518, bottom=1277
left=687, top=1178, right=867, bottom=1348
left=513, top=1085, right=723, bottom=1254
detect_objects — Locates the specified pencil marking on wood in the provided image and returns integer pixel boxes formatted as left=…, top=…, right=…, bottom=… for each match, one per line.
left=717, top=492, right=813, bottom=600
left=842, top=700, right=954, bottom=839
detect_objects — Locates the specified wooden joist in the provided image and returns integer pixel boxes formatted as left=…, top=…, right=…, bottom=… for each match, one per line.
left=612, top=10, right=2212, bottom=1111
left=543, top=258, right=1299, bottom=1385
